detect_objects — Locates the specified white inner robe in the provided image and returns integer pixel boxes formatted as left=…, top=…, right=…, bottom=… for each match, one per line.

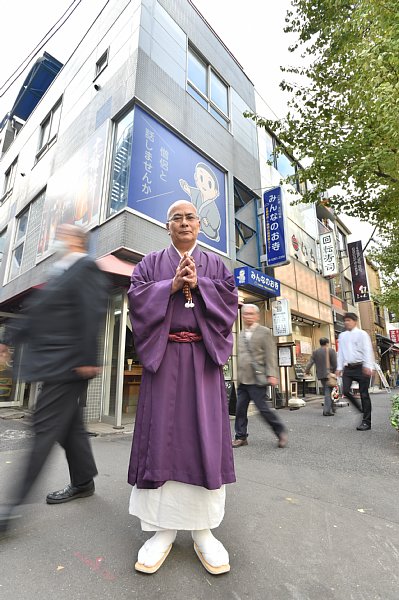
left=129, top=481, right=226, bottom=531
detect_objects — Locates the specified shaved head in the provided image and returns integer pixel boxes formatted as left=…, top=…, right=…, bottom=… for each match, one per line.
left=167, top=200, right=197, bottom=221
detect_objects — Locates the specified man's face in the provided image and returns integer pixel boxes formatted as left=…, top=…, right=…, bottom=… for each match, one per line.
left=344, top=318, right=357, bottom=331
left=194, top=167, right=218, bottom=202
left=242, top=307, right=260, bottom=328
left=166, top=202, right=200, bottom=247
left=55, top=224, right=84, bottom=254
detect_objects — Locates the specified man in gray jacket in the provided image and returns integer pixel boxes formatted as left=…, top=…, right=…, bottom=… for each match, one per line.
left=305, top=337, right=337, bottom=416
left=232, top=304, right=288, bottom=449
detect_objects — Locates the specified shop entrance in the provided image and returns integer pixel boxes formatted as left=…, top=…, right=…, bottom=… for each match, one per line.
left=0, top=313, right=31, bottom=409
left=101, top=291, right=142, bottom=427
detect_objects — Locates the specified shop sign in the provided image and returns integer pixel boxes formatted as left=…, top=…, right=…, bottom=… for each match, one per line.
left=287, top=219, right=317, bottom=271
left=234, top=266, right=280, bottom=297
left=348, top=240, right=370, bottom=302
left=129, top=106, right=227, bottom=255
left=272, top=298, right=292, bottom=337
left=263, top=187, right=289, bottom=267
left=319, top=231, right=338, bottom=277
left=389, top=330, right=399, bottom=343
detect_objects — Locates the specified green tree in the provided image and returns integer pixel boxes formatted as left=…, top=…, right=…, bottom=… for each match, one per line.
left=247, top=0, right=399, bottom=312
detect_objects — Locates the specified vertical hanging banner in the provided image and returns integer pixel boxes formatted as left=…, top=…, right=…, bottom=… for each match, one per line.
left=319, top=231, right=339, bottom=277
left=263, top=187, right=289, bottom=267
left=348, top=240, right=370, bottom=302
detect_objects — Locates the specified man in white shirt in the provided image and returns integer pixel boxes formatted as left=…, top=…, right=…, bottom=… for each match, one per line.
left=336, top=312, right=375, bottom=430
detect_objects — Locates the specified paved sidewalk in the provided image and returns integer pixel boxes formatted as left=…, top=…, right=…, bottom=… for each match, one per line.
left=1, top=391, right=398, bottom=600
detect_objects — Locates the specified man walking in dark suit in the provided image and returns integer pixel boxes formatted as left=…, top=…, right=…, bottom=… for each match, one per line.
left=232, top=304, right=288, bottom=449
left=0, top=224, right=109, bottom=535
left=305, top=338, right=337, bottom=416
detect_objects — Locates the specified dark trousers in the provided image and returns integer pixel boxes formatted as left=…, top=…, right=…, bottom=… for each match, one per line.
left=235, top=384, right=286, bottom=440
left=12, top=380, right=97, bottom=505
left=342, top=365, right=372, bottom=426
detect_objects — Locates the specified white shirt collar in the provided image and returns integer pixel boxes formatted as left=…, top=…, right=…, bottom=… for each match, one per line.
left=172, top=243, right=196, bottom=258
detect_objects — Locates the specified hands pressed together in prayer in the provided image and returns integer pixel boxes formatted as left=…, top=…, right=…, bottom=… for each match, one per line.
left=171, top=253, right=197, bottom=295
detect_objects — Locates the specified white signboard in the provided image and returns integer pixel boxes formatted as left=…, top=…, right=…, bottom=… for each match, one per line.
left=272, top=298, right=292, bottom=337
left=278, top=346, right=292, bottom=367
left=319, top=231, right=339, bottom=277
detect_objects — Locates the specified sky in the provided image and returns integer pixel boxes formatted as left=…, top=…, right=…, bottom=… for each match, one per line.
left=0, top=0, right=374, bottom=245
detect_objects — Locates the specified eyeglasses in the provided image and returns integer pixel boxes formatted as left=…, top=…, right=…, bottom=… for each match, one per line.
left=168, top=213, right=199, bottom=223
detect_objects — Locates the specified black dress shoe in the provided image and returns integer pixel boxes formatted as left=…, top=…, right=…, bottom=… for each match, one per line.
left=323, top=412, right=335, bottom=416
left=46, top=481, right=95, bottom=504
left=356, top=423, right=371, bottom=431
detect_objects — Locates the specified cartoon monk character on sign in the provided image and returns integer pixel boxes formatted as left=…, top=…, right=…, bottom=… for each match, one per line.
left=179, top=162, right=221, bottom=242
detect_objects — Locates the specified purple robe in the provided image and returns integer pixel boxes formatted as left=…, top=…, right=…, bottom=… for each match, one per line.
left=127, top=245, right=238, bottom=490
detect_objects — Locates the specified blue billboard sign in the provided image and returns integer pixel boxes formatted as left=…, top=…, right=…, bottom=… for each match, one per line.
left=128, top=106, right=227, bottom=254
left=263, top=187, right=289, bottom=266
left=234, top=266, right=281, bottom=297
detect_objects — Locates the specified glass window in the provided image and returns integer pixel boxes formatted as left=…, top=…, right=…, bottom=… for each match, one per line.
left=265, top=132, right=274, bottom=165
left=210, top=71, right=228, bottom=115
left=188, top=49, right=207, bottom=95
left=16, top=211, right=29, bottom=242
left=187, top=84, right=208, bottom=109
left=49, top=102, right=61, bottom=140
left=2, top=158, right=17, bottom=199
left=9, top=208, right=29, bottom=280
left=210, top=106, right=228, bottom=128
left=276, top=150, right=296, bottom=178
left=39, top=116, right=51, bottom=149
left=37, top=98, right=62, bottom=156
left=95, top=48, right=109, bottom=78
left=0, top=230, right=6, bottom=267
left=108, top=108, right=135, bottom=216
left=187, top=46, right=230, bottom=129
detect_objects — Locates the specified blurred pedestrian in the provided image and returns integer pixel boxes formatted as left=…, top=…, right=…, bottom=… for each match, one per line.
left=0, top=224, right=109, bottom=536
left=233, top=304, right=288, bottom=449
left=305, top=338, right=337, bottom=416
left=127, top=200, right=237, bottom=575
left=336, top=312, right=375, bottom=430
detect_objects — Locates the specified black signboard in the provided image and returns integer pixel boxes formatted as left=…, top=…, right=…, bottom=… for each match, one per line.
left=294, top=364, right=306, bottom=380
left=348, top=240, right=370, bottom=302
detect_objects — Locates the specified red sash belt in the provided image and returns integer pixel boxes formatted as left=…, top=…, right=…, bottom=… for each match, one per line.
left=168, top=331, right=203, bottom=343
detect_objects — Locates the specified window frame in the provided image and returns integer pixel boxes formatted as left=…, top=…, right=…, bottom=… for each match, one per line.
left=94, top=48, right=109, bottom=80
left=8, top=206, right=30, bottom=281
left=187, top=45, right=230, bottom=129
left=108, top=106, right=135, bottom=217
left=36, top=98, right=63, bottom=161
left=1, top=157, right=18, bottom=204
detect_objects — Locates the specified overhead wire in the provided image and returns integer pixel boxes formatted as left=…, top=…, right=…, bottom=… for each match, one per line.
left=0, top=0, right=83, bottom=98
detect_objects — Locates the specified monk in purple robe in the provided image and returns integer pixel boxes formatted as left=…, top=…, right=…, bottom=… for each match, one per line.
left=128, top=200, right=238, bottom=575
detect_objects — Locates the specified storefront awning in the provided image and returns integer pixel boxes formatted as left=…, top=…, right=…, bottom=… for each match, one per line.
left=96, top=254, right=135, bottom=278
left=376, top=333, right=399, bottom=353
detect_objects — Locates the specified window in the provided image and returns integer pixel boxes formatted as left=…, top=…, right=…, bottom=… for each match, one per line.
left=336, top=229, right=348, bottom=257
left=187, top=47, right=230, bottom=129
left=1, top=157, right=17, bottom=202
left=108, top=108, right=134, bottom=216
left=9, top=208, right=29, bottom=280
left=276, top=149, right=296, bottom=178
left=95, top=48, right=109, bottom=79
left=37, top=99, right=62, bottom=158
left=234, top=180, right=257, bottom=256
left=0, top=230, right=6, bottom=268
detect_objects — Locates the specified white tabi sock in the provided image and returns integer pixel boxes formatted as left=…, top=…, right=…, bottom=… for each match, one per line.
left=191, top=529, right=229, bottom=567
left=137, top=530, right=177, bottom=567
